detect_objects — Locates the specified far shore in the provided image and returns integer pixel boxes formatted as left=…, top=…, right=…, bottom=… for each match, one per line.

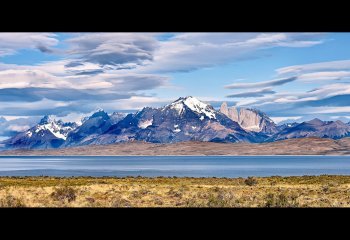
left=1, top=137, right=350, bottom=156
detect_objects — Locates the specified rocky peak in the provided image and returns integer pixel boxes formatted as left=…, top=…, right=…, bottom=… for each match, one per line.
left=272, top=119, right=350, bottom=141
left=307, top=118, right=324, bottom=126
left=239, top=108, right=265, bottom=132
left=219, top=103, right=277, bottom=134
left=39, top=115, right=56, bottom=125
left=219, top=102, right=239, bottom=122
left=109, top=112, right=127, bottom=124
left=89, top=109, right=110, bottom=120
left=220, top=102, right=229, bottom=115
left=335, top=120, right=346, bottom=125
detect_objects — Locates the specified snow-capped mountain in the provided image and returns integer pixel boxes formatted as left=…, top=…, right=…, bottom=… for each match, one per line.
left=64, top=109, right=126, bottom=146
left=91, top=96, right=263, bottom=144
left=169, top=97, right=217, bottom=120
left=3, top=96, right=350, bottom=150
left=220, top=102, right=278, bottom=135
left=2, top=115, right=78, bottom=149
left=38, top=115, right=78, bottom=140
left=272, top=118, right=350, bottom=141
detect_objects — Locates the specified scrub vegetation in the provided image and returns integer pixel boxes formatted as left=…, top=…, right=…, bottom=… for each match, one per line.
left=1, top=175, right=350, bottom=207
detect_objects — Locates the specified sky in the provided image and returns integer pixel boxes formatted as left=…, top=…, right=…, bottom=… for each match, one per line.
left=1, top=32, right=350, bottom=139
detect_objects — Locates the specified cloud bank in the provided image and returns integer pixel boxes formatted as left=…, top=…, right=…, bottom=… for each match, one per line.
left=0, top=32, right=340, bottom=128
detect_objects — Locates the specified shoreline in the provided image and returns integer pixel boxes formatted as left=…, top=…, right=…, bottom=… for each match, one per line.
left=0, top=154, right=346, bottom=157
left=0, top=174, right=349, bottom=178
left=1, top=137, right=350, bottom=156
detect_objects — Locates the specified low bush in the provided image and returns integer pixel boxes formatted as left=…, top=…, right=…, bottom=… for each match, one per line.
left=50, top=186, right=77, bottom=203
left=111, top=197, right=131, bottom=208
left=153, top=197, right=164, bottom=206
left=244, top=177, right=258, bottom=186
left=167, top=188, right=183, bottom=198
left=0, top=195, right=26, bottom=208
left=207, top=192, right=237, bottom=207
left=264, top=192, right=299, bottom=208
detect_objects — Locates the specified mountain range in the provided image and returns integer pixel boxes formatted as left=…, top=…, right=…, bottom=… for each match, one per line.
left=1, top=96, right=350, bottom=150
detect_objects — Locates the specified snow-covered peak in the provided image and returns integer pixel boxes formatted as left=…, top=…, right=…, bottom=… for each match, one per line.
left=34, top=122, right=67, bottom=140
left=89, top=109, right=110, bottom=120
left=30, top=116, right=78, bottom=140
left=169, top=96, right=216, bottom=119
left=39, top=115, right=55, bottom=125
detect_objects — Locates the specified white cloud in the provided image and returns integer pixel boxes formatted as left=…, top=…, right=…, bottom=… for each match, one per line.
left=310, top=107, right=350, bottom=114
left=235, top=98, right=261, bottom=107
left=137, top=33, right=326, bottom=73
left=97, top=96, right=171, bottom=110
left=0, top=116, right=41, bottom=139
left=0, top=98, right=73, bottom=110
left=226, top=88, right=275, bottom=98
left=0, top=33, right=58, bottom=56
left=1, top=116, right=30, bottom=121
left=330, top=116, right=350, bottom=119
left=225, top=77, right=297, bottom=89
left=245, top=83, right=350, bottom=107
left=7, top=124, right=30, bottom=132
left=300, top=83, right=350, bottom=99
left=298, top=71, right=350, bottom=82
left=0, top=33, right=332, bottom=119
left=0, top=69, right=71, bottom=89
left=276, top=60, right=350, bottom=75
left=65, top=33, right=159, bottom=68
left=0, top=57, right=170, bottom=91
left=270, top=116, right=302, bottom=124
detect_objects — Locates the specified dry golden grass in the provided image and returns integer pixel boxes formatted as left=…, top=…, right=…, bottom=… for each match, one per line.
left=1, top=175, right=350, bottom=207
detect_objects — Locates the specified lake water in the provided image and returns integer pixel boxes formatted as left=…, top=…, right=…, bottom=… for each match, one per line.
left=1, top=155, right=350, bottom=177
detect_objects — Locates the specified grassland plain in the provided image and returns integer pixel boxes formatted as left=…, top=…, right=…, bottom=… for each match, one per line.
left=1, top=175, right=350, bottom=207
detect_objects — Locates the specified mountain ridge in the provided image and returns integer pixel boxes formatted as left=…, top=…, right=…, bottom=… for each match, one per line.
left=272, top=118, right=350, bottom=141
left=2, top=96, right=350, bottom=150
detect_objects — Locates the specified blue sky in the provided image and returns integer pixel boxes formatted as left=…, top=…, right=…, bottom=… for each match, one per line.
left=1, top=32, right=350, bottom=136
